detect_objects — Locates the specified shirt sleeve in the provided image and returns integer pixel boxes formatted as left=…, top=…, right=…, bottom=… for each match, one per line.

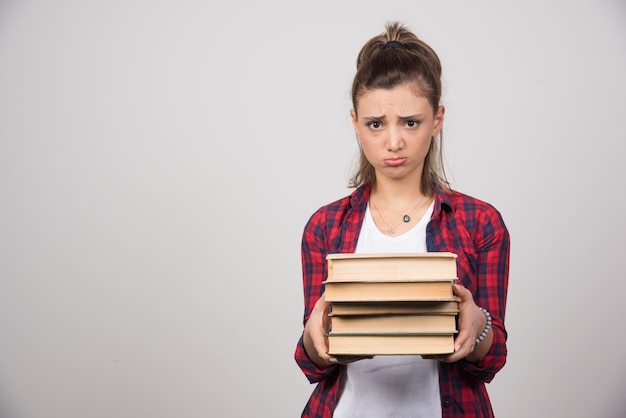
left=460, top=205, right=510, bottom=383
left=294, top=208, right=340, bottom=383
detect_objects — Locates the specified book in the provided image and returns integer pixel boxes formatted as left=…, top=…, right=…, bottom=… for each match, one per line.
left=326, top=252, right=458, bottom=282
left=330, top=298, right=460, bottom=316
left=323, top=280, right=455, bottom=302
left=329, top=313, right=457, bottom=334
left=326, top=333, right=456, bottom=356
left=323, top=252, right=460, bottom=356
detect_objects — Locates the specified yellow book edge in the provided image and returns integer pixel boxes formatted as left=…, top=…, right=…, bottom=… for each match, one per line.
left=326, top=252, right=458, bottom=260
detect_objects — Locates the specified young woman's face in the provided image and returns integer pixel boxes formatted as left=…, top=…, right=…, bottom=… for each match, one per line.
left=351, top=83, right=444, bottom=184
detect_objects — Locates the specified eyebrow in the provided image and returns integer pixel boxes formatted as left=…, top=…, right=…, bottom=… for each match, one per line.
left=363, top=114, right=424, bottom=120
left=399, top=114, right=424, bottom=120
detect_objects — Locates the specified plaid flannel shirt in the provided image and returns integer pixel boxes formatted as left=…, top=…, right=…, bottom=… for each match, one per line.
left=295, top=184, right=510, bottom=417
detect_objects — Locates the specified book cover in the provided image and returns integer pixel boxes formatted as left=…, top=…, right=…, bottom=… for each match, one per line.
left=326, top=252, right=458, bottom=282
left=323, top=279, right=455, bottom=302
left=330, top=299, right=460, bottom=316
left=329, top=313, right=457, bottom=334
left=326, top=333, right=456, bottom=356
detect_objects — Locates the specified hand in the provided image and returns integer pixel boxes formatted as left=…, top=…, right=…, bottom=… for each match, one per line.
left=423, top=284, right=491, bottom=363
left=303, top=293, right=373, bottom=368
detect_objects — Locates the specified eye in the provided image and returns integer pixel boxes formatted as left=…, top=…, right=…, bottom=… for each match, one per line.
left=367, top=120, right=382, bottom=129
left=406, top=119, right=421, bottom=128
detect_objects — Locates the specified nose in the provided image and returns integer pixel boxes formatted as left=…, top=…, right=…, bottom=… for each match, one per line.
left=386, top=126, right=404, bottom=152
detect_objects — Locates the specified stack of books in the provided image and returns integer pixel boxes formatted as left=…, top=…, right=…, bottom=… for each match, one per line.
left=324, top=252, right=459, bottom=356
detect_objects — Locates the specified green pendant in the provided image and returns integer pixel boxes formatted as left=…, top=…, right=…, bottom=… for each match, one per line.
left=403, top=215, right=410, bottom=222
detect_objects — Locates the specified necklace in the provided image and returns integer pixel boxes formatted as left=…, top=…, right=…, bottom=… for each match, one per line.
left=370, top=196, right=432, bottom=234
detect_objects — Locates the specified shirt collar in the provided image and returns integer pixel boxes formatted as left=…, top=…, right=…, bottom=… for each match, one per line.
left=348, top=184, right=371, bottom=209
left=434, top=185, right=454, bottom=216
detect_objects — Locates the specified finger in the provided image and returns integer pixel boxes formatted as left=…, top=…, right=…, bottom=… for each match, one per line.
left=452, top=334, right=476, bottom=360
left=322, top=306, right=332, bottom=332
left=310, top=328, right=331, bottom=361
left=452, top=283, right=471, bottom=299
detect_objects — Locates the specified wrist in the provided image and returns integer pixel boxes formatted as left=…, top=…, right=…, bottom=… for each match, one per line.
left=475, top=307, right=492, bottom=346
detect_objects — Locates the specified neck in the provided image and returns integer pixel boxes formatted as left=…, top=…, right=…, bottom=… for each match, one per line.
left=371, top=177, right=426, bottom=207
left=368, top=179, right=433, bottom=236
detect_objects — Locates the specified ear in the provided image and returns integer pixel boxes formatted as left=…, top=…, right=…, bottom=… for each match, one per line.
left=350, top=109, right=360, bottom=138
left=432, top=106, right=445, bottom=137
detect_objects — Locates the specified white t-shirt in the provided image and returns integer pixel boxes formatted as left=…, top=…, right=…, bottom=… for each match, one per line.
left=333, top=201, right=442, bottom=418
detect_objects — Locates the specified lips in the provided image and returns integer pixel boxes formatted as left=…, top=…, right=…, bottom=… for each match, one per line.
left=384, top=157, right=407, bottom=167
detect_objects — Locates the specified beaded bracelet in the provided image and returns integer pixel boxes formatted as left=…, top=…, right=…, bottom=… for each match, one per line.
left=475, top=308, right=492, bottom=346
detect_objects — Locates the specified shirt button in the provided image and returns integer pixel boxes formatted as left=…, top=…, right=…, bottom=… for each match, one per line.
left=443, top=400, right=450, bottom=408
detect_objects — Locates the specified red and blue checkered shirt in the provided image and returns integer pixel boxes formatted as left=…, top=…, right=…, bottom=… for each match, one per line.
left=295, top=184, right=510, bottom=417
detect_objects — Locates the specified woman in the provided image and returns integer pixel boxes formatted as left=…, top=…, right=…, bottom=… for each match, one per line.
left=295, top=22, right=510, bottom=417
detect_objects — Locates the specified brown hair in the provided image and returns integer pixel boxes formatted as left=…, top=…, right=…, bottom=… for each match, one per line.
left=348, top=22, right=450, bottom=194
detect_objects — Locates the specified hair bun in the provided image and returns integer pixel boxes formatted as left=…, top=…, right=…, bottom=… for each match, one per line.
left=384, top=40, right=405, bottom=49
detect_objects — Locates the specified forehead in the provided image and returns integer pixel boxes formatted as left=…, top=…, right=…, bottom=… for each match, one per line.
left=356, top=83, right=433, bottom=114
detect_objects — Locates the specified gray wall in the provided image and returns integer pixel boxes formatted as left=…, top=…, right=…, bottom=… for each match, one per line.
left=1, top=0, right=625, bottom=417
